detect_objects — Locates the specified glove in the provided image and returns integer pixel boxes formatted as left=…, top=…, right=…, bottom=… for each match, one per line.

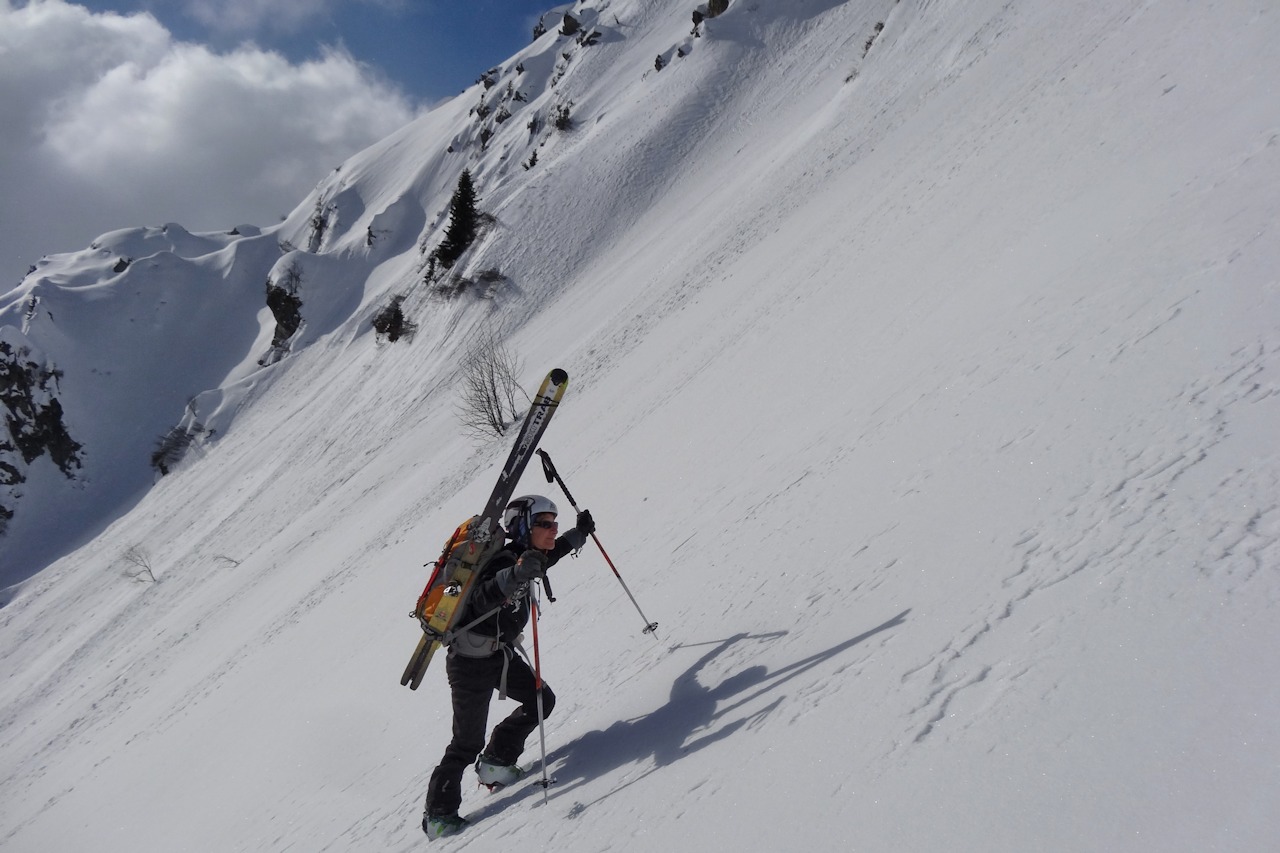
left=512, top=549, right=547, bottom=583
left=575, top=509, right=596, bottom=536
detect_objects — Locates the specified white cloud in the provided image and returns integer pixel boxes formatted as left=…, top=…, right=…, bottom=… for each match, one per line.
left=0, top=0, right=419, bottom=285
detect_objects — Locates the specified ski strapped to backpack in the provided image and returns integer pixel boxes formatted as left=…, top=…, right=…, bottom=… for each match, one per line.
left=401, top=368, right=569, bottom=690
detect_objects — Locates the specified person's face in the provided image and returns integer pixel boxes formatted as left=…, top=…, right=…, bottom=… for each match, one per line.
left=530, top=513, right=558, bottom=550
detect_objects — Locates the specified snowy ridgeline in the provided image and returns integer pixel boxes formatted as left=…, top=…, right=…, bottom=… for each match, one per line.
left=1, top=1, right=1278, bottom=852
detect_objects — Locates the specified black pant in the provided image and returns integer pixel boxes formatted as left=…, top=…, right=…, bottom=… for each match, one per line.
left=425, top=649, right=555, bottom=816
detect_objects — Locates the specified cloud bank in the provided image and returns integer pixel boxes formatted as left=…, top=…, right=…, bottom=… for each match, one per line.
left=0, top=0, right=419, bottom=286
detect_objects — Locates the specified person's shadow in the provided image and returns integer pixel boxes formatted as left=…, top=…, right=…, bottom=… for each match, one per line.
left=536, top=609, right=911, bottom=816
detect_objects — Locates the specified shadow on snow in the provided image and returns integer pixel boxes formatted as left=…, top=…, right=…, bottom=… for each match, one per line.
left=544, top=609, right=911, bottom=816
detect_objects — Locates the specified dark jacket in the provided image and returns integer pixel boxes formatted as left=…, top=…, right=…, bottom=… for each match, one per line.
left=449, top=530, right=585, bottom=656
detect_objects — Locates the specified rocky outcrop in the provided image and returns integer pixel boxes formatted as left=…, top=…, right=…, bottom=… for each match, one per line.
left=1, top=331, right=82, bottom=535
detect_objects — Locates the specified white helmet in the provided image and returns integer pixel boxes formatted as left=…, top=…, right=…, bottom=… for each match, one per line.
left=503, top=495, right=558, bottom=543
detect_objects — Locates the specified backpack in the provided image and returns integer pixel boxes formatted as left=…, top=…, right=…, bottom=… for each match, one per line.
left=413, top=517, right=477, bottom=622
left=404, top=516, right=506, bottom=680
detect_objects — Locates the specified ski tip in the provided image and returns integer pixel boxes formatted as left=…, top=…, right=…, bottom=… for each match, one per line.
left=549, top=368, right=568, bottom=385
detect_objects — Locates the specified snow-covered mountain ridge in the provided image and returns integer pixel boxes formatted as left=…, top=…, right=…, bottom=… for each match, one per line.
left=1, top=0, right=883, bottom=578
left=2, top=1, right=1278, bottom=851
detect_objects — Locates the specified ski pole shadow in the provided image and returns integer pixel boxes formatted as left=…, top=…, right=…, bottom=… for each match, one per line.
left=550, top=609, right=910, bottom=816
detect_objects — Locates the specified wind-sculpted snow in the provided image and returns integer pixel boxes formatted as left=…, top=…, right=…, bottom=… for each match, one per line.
left=1, top=1, right=1278, bottom=851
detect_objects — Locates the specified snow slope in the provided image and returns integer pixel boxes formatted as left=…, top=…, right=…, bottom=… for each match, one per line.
left=2, top=0, right=1278, bottom=851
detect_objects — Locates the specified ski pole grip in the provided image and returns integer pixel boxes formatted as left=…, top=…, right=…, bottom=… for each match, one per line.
left=537, top=449, right=578, bottom=508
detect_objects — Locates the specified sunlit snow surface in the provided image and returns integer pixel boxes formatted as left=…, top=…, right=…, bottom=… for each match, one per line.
left=1, top=1, right=1277, bottom=851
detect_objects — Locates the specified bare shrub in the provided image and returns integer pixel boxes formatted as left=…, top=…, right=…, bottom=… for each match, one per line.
left=122, top=546, right=157, bottom=583
left=457, top=333, right=528, bottom=439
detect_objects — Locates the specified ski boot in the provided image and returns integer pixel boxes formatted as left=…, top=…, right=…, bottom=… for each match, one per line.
left=423, top=811, right=469, bottom=840
left=475, top=754, right=525, bottom=791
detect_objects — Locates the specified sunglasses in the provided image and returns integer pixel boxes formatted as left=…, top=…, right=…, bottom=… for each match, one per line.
left=531, top=519, right=559, bottom=530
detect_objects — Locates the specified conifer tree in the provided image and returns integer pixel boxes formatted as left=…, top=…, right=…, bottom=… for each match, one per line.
left=435, top=170, right=479, bottom=269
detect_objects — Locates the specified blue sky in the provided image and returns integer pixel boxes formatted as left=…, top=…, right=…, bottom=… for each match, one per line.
left=73, top=0, right=561, bottom=104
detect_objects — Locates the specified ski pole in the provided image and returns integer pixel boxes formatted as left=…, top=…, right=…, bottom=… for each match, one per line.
left=536, top=450, right=659, bottom=639
left=530, top=585, right=551, bottom=803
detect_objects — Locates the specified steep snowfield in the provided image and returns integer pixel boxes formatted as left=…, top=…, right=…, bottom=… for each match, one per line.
left=2, top=1, right=1278, bottom=851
